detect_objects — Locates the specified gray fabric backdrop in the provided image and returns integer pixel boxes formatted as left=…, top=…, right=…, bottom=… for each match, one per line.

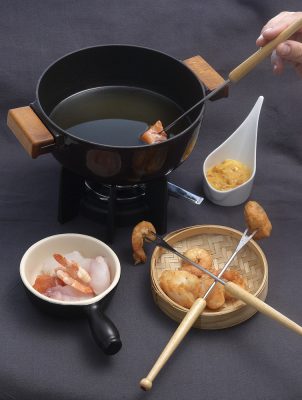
left=1, top=1, right=302, bottom=399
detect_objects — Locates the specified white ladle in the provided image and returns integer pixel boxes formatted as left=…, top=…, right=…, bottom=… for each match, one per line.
left=203, top=96, right=264, bottom=206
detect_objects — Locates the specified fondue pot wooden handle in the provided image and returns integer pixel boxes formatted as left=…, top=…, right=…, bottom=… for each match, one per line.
left=140, top=297, right=207, bottom=391
left=224, top=281, right=302, bottom=335
left=229, top=18, right=302, bottom=82
left=7, top=106, right=55, bottom=158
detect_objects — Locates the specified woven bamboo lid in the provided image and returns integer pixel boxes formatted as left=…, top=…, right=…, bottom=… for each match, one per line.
left=151, top=225, right=268, bottom=329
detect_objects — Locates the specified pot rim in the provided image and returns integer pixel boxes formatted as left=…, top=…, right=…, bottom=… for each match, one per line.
left=20, top=233, right=121, bottom=307
left=34, top=44, right=206, bottom=149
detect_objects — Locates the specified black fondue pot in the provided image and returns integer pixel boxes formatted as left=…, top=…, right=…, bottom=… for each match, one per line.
left=7, top=45, right=225, bottom=185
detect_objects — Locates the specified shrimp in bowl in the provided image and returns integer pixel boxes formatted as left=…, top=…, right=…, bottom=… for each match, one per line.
left=20, top=233, right=122, bottom=355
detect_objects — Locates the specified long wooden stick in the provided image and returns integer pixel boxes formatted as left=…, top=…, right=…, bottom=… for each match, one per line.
left=225, top=282, right=302, bottom=335
left=229, top=18, right=302, bottom=82
left=140, top=298, right=206, bottom=391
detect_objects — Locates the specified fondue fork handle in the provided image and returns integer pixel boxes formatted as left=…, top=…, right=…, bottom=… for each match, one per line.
left=167, top=182, right=204, bottom=205
left=224, top=282, right=302, bottom=336
left=140, top=297, right=207, bottom=391
left=229, top=18, right=302, bottom=83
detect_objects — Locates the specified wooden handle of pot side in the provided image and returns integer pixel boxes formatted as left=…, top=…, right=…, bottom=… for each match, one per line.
left=7, top=106, right=54, bottom=158
left=225, top=281, right=302, bottom=335
left=140, top=297, right=206, bottom=391
left=184, top=55, right=228, bottom=99
left=229, top=18, right=302, bottom=83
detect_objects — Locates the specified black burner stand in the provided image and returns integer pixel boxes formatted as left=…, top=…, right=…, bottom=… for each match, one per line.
left=58, top=167, right=168, bottom=242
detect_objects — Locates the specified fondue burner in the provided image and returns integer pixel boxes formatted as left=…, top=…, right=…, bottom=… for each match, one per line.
left=58, top=167, right=168, bottom=242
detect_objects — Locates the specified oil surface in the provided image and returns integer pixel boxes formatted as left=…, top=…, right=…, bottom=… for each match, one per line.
left=50, top=86, right=186, bottom=146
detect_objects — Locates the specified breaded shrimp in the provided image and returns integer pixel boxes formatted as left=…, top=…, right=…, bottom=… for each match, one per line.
left=222, top=268, right=247, bottom=301
left=180, top=247, right=213, bottom=277
left=244, top=200, right=272, bottom=240
left=199, top=275, right=225, bottom=310
left=159, top=270, right=201, bottom=309
left=140, top=120, right=168, bottom=144
left=132, top=220, right=156, bottom=265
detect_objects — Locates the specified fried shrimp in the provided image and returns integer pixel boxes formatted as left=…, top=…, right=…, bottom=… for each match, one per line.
left=244, top=200, right=272, bottom=240
left=159, top=270, right=201, bottom=308
left=140, top=120, right=168, bottom=144
left=132, top=220, right=156, bottom=265
left=199, top=275, right=225, bottom=310
left=222, top=268, right=247, bottom=301
left=180, top=247, right=213, bottom=277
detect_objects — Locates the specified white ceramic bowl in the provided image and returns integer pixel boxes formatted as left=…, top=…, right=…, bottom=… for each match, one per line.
left=20, top=233, right=122, bottom=354
left=203, top=96, right=264, bottom=206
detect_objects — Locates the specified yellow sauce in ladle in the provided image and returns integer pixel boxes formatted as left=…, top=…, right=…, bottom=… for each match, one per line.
left=206, top=159, right=251, bottom=191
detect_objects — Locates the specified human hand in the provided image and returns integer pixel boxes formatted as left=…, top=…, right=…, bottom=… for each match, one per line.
left=256, top=11, right=302, bottom=77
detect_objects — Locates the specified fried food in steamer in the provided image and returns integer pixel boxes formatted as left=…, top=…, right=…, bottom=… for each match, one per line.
left=180, top=247, right=213, bottom=277
left=159, top=270, right=201, bottom=309
left=199, top=275, right=225, bottom=310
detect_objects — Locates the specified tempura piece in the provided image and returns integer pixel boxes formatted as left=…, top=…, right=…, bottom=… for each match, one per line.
left=199, top=275, right=225, bottom=310
left=244, top=200, right=272, bottom=240
left=132, top=220, right=156, bottom=265
left=159, top=270, right=201, bottom=309
left=140, top=120, right=168, bottom=144
left=221, top=268, right=246, bottom=301
left=180, top=247, right=213, bottom=277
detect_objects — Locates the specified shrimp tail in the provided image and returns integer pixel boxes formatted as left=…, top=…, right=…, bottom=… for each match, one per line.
left=133, top=249, right=147, bottom=265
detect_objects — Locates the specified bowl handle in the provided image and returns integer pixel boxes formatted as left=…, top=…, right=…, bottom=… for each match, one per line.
left=183, top=55, right=228, bottom=100
left=84, top=303, right=122, bottom=355
left=7, top=106, right=55, bottom=158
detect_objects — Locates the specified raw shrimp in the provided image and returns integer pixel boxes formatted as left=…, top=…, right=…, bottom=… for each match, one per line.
left=159, top=269, right=201, bottom=309
left=140, top=120, right=168, bottom=144
left=244, top=200, right=272, bottom=240
left=199, top=275, right=225, bottom=310
left=56, top=269, right=94, bottom=294
left=45, top=285, right=94, bottom=301
left=89, top=256, right=111, bottom=295
left=222, top=268, right=247, bottom=301
left=180, top=247, right=213, bottom=277
left=132, top=220, right=156, bottom=265
left=33, top=274, right=64, bottom=294
left=63, top=251, right=92, bottom=272
left=53, top=253, right=91, bottom=283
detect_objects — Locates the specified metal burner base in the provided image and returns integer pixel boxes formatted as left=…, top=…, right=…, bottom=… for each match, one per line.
left=58, top=167, right=168, bottom=242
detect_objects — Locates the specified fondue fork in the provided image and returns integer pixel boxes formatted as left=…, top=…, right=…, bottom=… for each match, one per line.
left=159, top=18, right=302, bottom=136
left=140, top=229, right=302, bottom=391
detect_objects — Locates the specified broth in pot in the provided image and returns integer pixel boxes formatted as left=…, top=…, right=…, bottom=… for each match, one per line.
left=50, top=86, right=188, bottom=147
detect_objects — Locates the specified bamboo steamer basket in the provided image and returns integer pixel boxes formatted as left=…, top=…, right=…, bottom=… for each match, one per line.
left=151, top=225, right=268, bottom=329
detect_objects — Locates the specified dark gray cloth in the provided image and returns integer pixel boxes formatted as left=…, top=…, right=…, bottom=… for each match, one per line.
left=1, top=1, right=302, bottom=399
